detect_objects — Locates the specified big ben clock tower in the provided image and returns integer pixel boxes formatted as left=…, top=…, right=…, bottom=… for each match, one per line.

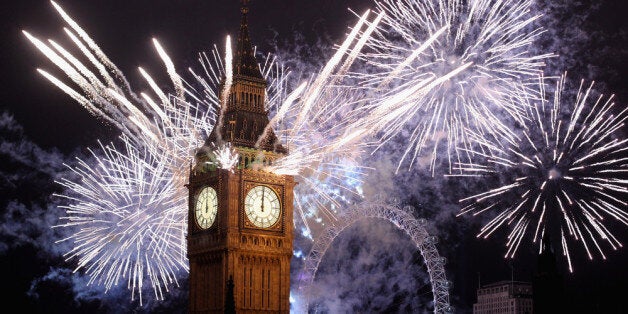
left=186, top=1, right=295, bottom=313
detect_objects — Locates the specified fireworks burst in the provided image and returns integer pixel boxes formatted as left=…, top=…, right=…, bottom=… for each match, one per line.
left=24, top=0, right=386, bottom=301
left=187, top=9, right=384, bottom=237
left=254, top=9, right=388, bottom=236
left=55, top=136, right=187, bottom=304
left=357, top=0, right=553, bottom=174
left=455, top=74, right=627, bottom=272
left=24, top=1, right=251, bottom=302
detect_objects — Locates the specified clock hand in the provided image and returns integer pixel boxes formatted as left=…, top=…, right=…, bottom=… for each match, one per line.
left=260, top=187, right=265, bottom=213
left=205, top=196, right=208, bottom=213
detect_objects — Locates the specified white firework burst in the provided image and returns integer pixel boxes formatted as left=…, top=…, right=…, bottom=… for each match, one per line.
left=24, top=1, right=385, bottom=301
left=55, top=136, right=187, bottom=304
left=357, top=0, right=554, bottom=174
left=455, top=74, right=627, bottom=272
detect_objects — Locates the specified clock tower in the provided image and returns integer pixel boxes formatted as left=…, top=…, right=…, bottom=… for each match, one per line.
left=186, top=1, right=295, bottom=313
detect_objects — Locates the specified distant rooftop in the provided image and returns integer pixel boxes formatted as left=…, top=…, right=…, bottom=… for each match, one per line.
left=480, top=280, right=532, bottom=289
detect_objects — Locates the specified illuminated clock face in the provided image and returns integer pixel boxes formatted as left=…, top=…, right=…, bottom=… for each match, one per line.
left=195, top=186, right=218, bottom=229
left=244, top=185, right=281, bottom=228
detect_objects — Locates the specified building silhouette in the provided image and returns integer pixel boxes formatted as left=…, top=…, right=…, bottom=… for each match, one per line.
left=473, top=280, right=534, bottom=314
left=532, top=234, right=564, bottom=314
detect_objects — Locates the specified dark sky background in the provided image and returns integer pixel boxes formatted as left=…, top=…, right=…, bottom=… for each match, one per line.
left=1, top=0, right=627, bottom=313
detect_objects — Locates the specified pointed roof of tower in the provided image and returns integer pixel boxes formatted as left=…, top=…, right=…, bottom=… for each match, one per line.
left=234, top=0, right=264, bottom=80
left=197, top=0, right=286, bottom=157
left=537, top=232, right=559, bottom=275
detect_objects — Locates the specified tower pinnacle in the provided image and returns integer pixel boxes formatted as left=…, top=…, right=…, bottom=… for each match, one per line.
left=241, top=0, right=249, bottom=14
left=235, top=0, right=264, bottom=79
left=200, top=0, right=286, bottom=158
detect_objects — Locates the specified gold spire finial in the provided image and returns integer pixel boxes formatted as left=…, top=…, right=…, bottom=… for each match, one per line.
left=241, top=0, right=249, bottom=15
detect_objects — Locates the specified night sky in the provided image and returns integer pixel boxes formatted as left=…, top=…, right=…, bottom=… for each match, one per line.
left=1, top=0, right=627, bottom=313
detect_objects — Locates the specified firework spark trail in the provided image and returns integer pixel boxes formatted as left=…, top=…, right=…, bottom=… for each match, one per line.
left=255, top=10, right=393, bottom=233
left=290, top=9, right=373, bottom=132
left=153, top=38, right=185, bottom=98
left=453, top=74, right=627, bottom=272
left=25, top=0, right=476, bottom=305
left=187, top=38, right=367, bottom=235
left=22, top=0, right=550, bottom=303
left=356, top=0, right=553, bottom=174
left=54, top=136, right=187, bottom=305
left=215, top=36, right=233, bottom=144
left=50, top=0, right=136, bottom=95
left=25, top=0, right=387, bottom=300
left=256, top=81, right=307, bottom=149
left=26, top=3, right=214, bottom=157
left=22, top=1, right=239, bottom=303
left=269, top=10, right=387, bottom=162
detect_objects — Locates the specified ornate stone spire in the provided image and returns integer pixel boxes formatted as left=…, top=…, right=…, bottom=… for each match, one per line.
left=234, top=0, right=264, bottom=80
left=198, top=0, right=286, bottom=163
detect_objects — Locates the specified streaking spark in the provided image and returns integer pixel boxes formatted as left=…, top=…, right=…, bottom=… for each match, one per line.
left=188, top=11, right=382, bottom=236
left=357, top=0, right=553, bottom=175
left=455, top=74, right=627, bottom=272
left=24, top=1, right=386, bottom=302
left=252, top=9, right=386, bottom=236
left=24, top=1, right=246, bottom=303
left=55, top=136, right=187, bottom=304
